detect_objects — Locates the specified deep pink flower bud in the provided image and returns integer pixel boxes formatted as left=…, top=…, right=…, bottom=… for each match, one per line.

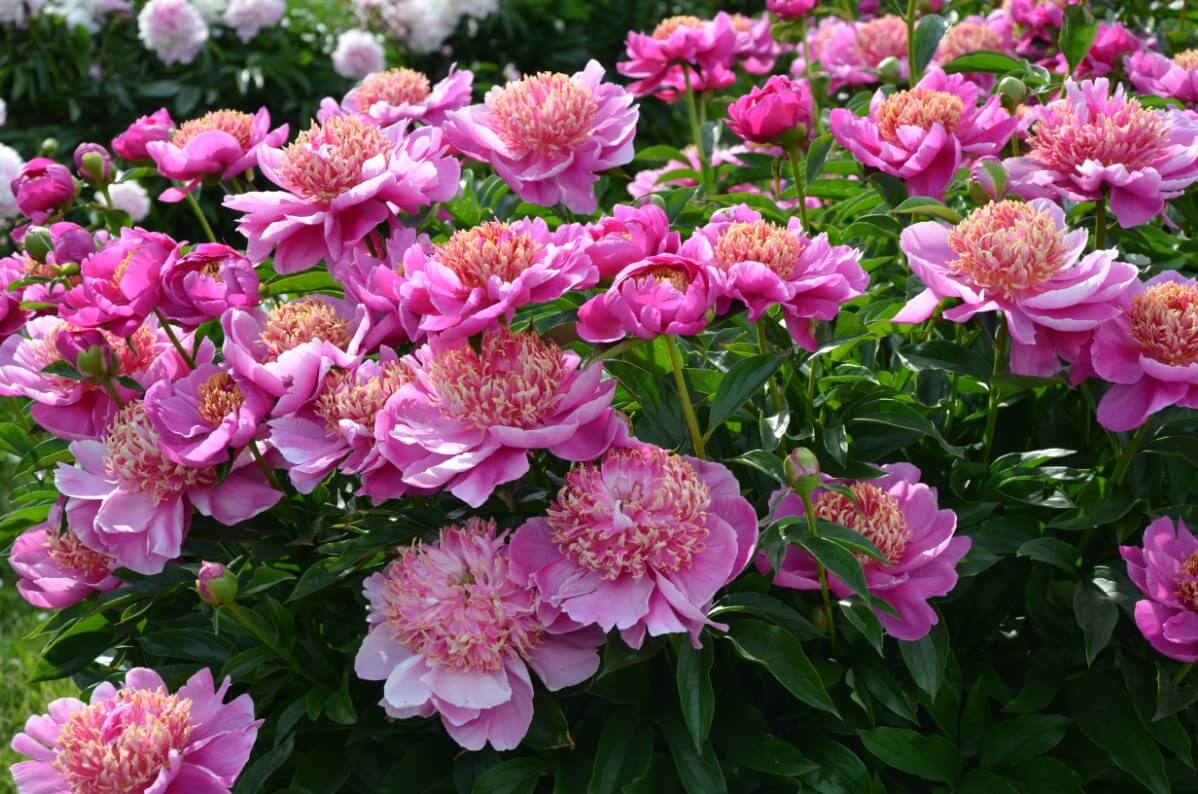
left=726, top=76, right=814, bottom=145
left=767, top=0, right=817, bottom=19
left=111, top=108, right=176, bottom=162
left=12, top=158, right=76, bottom=223
left=197, top=561, right=239, bottom=605
left=73, top=142, right=113, bottom=183
left=53, top=328, right=116, bottom=382
left=785, top=448, right=821, bottom=494
left=48, top=222, right=97, bottom=264
left=159, top=242, right=261, bottom=328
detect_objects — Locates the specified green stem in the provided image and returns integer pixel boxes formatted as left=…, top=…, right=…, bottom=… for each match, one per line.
left=184, top=190, right=218, bottom=244
left=664, top=335, right=706, bottom=459
left=800, top=491, right=838, bottom=653
left=785, top=144, right=812, bottom=232
left=154, top=309, right=197, bottom=370
left=906, top=0, right=919, bottom=87
left=249, top=439, right=285, bottom=494
left=1095, top=196, right=1108, bottom=250
left=223, top=602, right=324, bottom=686
left=982, top=322, right=1009, bottom=461
left=682, top=65, right=713, bottom=195
left=101, top=380, right=126, bottom=409
left=1174, top=662, right=1193, bottom=685
left=1112, top=423, right=1152, bottom=486
left=758, top=321, right=784, bottom=415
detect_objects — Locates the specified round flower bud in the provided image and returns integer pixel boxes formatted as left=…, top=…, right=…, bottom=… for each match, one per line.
left=197, top=561, right=239, bottom=605
left=997, top=76, right=1027, bottom=112
left=785, top=447, right=822, bottom=495
left=74, top=142, right=113, bottom=184
left=22, top=226, right=53, bottom=261
left=877, top=56, right=904, bottom=84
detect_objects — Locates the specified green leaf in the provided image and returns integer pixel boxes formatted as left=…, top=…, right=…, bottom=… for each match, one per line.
left=524, top=690, right=571, bottom=750
left=900, top=621, right=949, bottom=699
left=857, top=727, right=960, bottom=783
left=959, top=771, right=1019, bottom=794
left=1009, top=757, right=1083, bottom=794
left=706, top=353, right=786, bottom=433
left=709, top=592, right=823, bottom=640
left=471, top=758, right=552, bottom=794
left=265, top=270, right=342, bottom=297
left=1073, top=578, right=1118, bottom=665
left=728, top=449, right=787, bottom=483
left=138, top=628, right=233, bottom=666
left=1016, top=537, right=1078, bottom=573
left=40, top=360, right=83, bottom=381
left=980, top=715, right=1071, bottom=770
left=1058, top=4, right=1098, bottom=75
left=634, top=144, right=689, bottom=163
left=658, top=710, right=727, bottom=794
left=943, top=51, right=1024, bottom=74
left=675, top=640, right=715, bottom=751
left=712, top=701, right=816, bottom=778
left=1068, top=672, right=1170, bottom=794
left=587, top=711, right=654, bottom=794
left=892, top=196, right=962, bottom=224
left=794, top=535, right=868, bottom=600
left=913, top=15, right=949, bottom=74
left=724, top=620, right=838, bottom=715
left=234, top=734, right=294, bottom=793
left=806, top=134, right=834, bottom=185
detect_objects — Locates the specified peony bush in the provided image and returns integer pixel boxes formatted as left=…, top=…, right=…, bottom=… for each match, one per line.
left=5, top=0, right=1198, bottom=792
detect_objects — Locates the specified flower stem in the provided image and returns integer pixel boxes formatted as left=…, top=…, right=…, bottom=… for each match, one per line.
left=223, top=601, right=325, bottom=686
left=154, top=309, right=197, bottom=370
left=906, top=0, right=919, bottom=88
left=682, top=65, right=713, bottom=195
left=100, top=380, right=126, bottom=409
left=664, top=335, right=706, bottom=459
left=785, top=144, right=812, bottom=232
left=1095, top=196, right=1108, bottom=250
left=982, top=321, right=1008, bottom=461
left=800, top=490, right=838, bottom=653
left=185, top=190, right=218, bottom=244
left=1175, top=662, right=1193, bottom=685
left=1112, top=423, right=1152, bottom=486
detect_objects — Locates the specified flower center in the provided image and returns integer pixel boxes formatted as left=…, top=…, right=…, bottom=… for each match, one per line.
left=1029, top=94, right=1170, bottom=173
left=52, top=688, right=193, bottom=794
left=380, top=518, right=542, bottom=672
left=653, top=15, right=704, bottom=39
left=729, top=13, right=753, bottom=32
left=103, top=402, right=217, bottom=503
left=715, top=221, right=804, bottom=279
left=197, top=371, right=244, bottom=426
left=258, top=298, right=352, bottom=361
left=173, top=109, right=255, bottom=149
left=938, top=22, right=1004, bottom=64
left=876, top=88, right=966, bottom=142
left=314, top=362, right=411, bottom=434
left=489, top=72, right=599, bottom=155
left=426, top=328, right=567, bottom=429
left=1175, top=49, right=1198, bottom=70
left=435, top=221, right=544, bottom=288
left=853, top=15, right=909, bottom=68
left=39, top=324, right=157, bottom=384
left=1129, top=281, right=1198, bottom=366
left=1175, top=550, right=1198, bottom=611
left=634, top=265, right=690, bottom=292
left=354, top=67, right=432, bottom=108
left=547, top=446, right=711, bottom=581
left=44, top=529, right=113, bottom=579
left=814, top=482, right=910, bottom=565
left=947, top=200, right=1070, bottom=299
left=24, top=253, right=57, bottom=280
left=278, top=116, right=389, bottom=202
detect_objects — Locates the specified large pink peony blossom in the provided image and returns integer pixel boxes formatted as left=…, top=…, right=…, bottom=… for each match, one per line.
left=1005, top=78, right=1198, bottom=227
left=729, top=13, right=781, bottom=75
left=112, top=108, right=175, bottom=162
left=355, top=518, right=603, bottom=751
left=443, top=61, right=638, bottom=215
left=586, top=202, right=680, bottom=279
left=1121, top=516, right=1198, bottom=662
left=1128, top=49, right=1198, bottom=107
left=798, top=15, right=908, bottom=93
left=617, top=13, right=737, bottom=101
left=0, top=253, right=31, bottom=338
left=11, top=157, right=76, bottom=223
left=137, top=0, right=208, bottom=66
left=330, top=226, right=422, bottom=352
left=377, top=327, right=623, bottom=508
left=894, top=198, right=1139, bottom=377
left=224, top=117, right=460, bottom=273
left=727, top=76, right=814, bottom=146
left=9, top=504, right=120, bottom=609
left=11, top=667, right=261, bottom=794
left=60, top=226, right=176, bottom=338
left=830, top=68, right=1017, bottom=199
left=158, top=242, right=261, bottom=328
left=577, top=253, right=716, bottom=342
left=763, top=463, right=970, bottom=641
left=320, top=66, right=474, bottom=128
left=510, top=444, right=758, bottom=648
left=398, top=217, right=597, bottom=341
left=1053, top=22, right=1145, bottom=79
left=681, top=204, right=868, bottom=350
left=934, top=14, right=1015, bottom=90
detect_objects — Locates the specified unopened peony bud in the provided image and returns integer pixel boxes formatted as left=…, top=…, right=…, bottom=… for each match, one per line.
left=877, top=57, right=904, bottom=84
left=785, top=448, right=822, bottom=495
left=74, top=143, right=113, bottom=184
left=197, top=561, right=239, bottom=606
left=12, top=158, right=76, bottom=223
left=54, top=328, right=116, bottom=383
left=22, top=226, right=53, bottom=261
left=997, top=76, right=1027, bottom=113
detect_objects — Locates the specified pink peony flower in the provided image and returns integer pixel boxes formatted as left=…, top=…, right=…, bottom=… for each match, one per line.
left=1073, top=22, right=1145, bottom=78
left=893, top=198, right=1139, bottom=377
left=763, top=463, right=970, bottom=641
left=11, top=158, right=76, bottom=223
left=586, top=202, right=680, bottom=278
left=767, top=0, right=817, bottom=20
left=1009, top=0, right=1077, bottom=48
left=727, top=75, right=814, bottom=146
left=681, top=204, right=868, bottom=350
left=331, top=29, right=385, bottom=80
left=0, top=254, right=31, bottom=338
left=355, top=517, right=603, bottom=752
left=137, top=0, right=209, bottom=66
left=934, top=15, right=1015, bottom=89
left=320, top=66, right=474, bottom=128
left=331, top=226, right=422, bottom=352
left=112, top=108, right=176, bottom=162
left=158, top=242, right=261, bottom=328
left=577, top=253, right=716, bottom=342
left=60, top=226, right=175, bottom=337
left=10, top=667, right=261, bottom=794
left=222, top=0, right=284, bottom=41
left=55, top=401, right=280, bottom=574
left=1006, top=78, right=1198, bottom=227
left=147, top=108, right=288, bottom=201
left=224, top=117, right=460, bottom=273
left=442, top=61, right=638, bottom=215
left=830, top=68, right=1018, bottom=199
left=617, top=13, right=737, bottom=101
left=10, top=507, right=120, bottom=609
left=1121, top=516, right=1198, bottom=662
left=398, top=218, right=597, bottom=341
left=509, top=444, right=759, bottom=648
left=800, top=15, right=908, bottom=93
left=1128, top=49, right=1198, bottom=107
left=728, top=13, right=781, bottom=75
left=377, top=327, right=623, bottom=508
left=46, top=221, right=98, bottom=265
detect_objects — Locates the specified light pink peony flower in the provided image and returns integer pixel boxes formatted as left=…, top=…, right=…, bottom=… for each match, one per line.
left=224, top=117, right=460, bottom=273
left=1128, top=49, right=1198, bottom=107
left=934, top=15, right=1015, bottom=89
left=767, top=0, right=817, bottom=20
left=1060, top=22, right=1145, bottom=78
left=585, top=202, right=680, bottom=279
left=377, top=327, right=623, bottom=508
left=443, top=61, right=638, bottom=215
left=11, top=157, right=76, bottom=223
left=1121, top=516, right=1198, bottom=662
left=158, top=242, right=261, bottom=328
left=577, top=253, right=716, bottom=343
left=510, top=444, right=759, bottom=648
left=727, top=75, right=814, bottom=146
left=0, top=254, right=30, bottom=338
left=147, top=108, right=288, bottom=202
left=830, top=68, right=1018, bottom=199
left=1006, top=78, right=1198, bottom=227
left=137, top=0, right=209, bottom=66
left=728, top=13, right=781, bottom=75
left=355, top=517, right=603, bottom=752
left=617, top=13, right=737, bottom=101
left=763, top=463, right=970, bottom=641
left=1009, top=0, right=1077, bottom=50
left=893, top=199, right=1139, bottom=377
left=10, top=506, right=120, bottom=609
left=398, top=218, right=597, bottom=341
left=112, top=108, right=176, bottom=162
left=222, top=0, right=284, bottom=41
left=681, top=204, right=868, bottom=350
left=55, top=401, right=280, bottom=574
left=331, top=226, right=422, bottom=352
left=320, top=66, right=474, bottom=128
left=799, top=15, right=908, bottom=93
left=10, top=667, right=261, bottom=794
left=331, top=28, right=385, bottom=80
left=59, top=226, right=174, bottom=337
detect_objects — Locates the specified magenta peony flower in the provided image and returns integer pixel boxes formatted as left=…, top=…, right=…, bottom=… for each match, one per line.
left=767, top=0, right=817, bottom=20
left=356, top=517, right=603, bottom=751
left=800, top=15, right=908, bottom=93
left=158, top=242, right=261, bottom=328
left=764, top=463, right=970, bottom=641
left=398, top=218, right=597, bottom=341
left=331, top=29, right=385, bottom=79
left=830, top=68, right=1017, bottom=199
left=10, top=667, right=261, bottom=794
left=55, top=401, right=279, bottom=574
left=60, top=226, right=175, bottom=337
left=112, top=108, right=176, bottom=162
left=893, top=199, right=1139, bottom=377
left=147, top=107, right=288, bottom=202
left=509, top=444, right=759, bottom=648
left=577, top=253, right=716, bottom=343
left=0, top=254, right=30, bottom=338
left=443, top=61, right=638, bottom=215
left=1128, top=49, right=1198, bottom=107
left=11, top=158, right=76, bottom=223
left=46, top=220, right=98, bottom=265
left=586, top=202, right=680, bottom=278
left=1072, top=22, right=1145, bottom=78
left=137, top=0, right=208, bottom=65
left=9, top=506, right=120, bottom=609
left=1121, top=516, right=1198, bottom=662
left=224, top=117, right=460, bottom=273
left=377, top=327, right=623, bottom=508
left=728, top=13, right=781, bottom=75
left=1009, top=0, right=1077, bottom=46
left=331, top=226, right=423, bottom=352
left=1006, top=78, right=1198, bottom=227
left=321, top=66, right=474, bottom=128
left=681, top=204, right=868, bottom=350
left=727, top=75, right=814, bottom=145
left=617, top=13, right=737, bottom=101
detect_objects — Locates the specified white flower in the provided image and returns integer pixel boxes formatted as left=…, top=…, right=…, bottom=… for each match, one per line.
left=46, top=0, right=129, bottom=32
left=0, top=0, right=44, bottom=27
left=331, top=28, right=384, bottom=78
left=0, top=143, right=25, bottom=219
left=138, top=0, right=208, bottom=65
left=221, top=0, right=283, bottom=41
left=191, top=0, right=226, bottom=22
left=101, top=181, right=150, bottom=222
left=0, top=97, right=7, bottom=127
